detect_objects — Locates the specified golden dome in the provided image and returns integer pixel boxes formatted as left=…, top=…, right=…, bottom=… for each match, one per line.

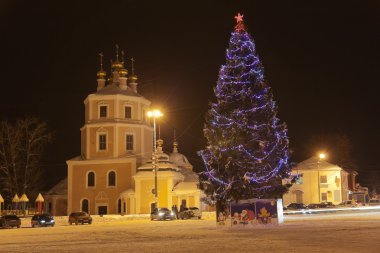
left=97, top=70, right=106, bottom=79
left=130, top=74, right=138, bottom=82
left=119, top=68, right=128, bottom=77
left=111, top=60, right=123, bottom=69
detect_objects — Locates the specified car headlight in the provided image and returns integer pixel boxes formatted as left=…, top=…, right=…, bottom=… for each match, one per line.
left=51, top=219, right=55, bottom=222
left=158, top=212, right=164, bottom=216
left=41, top=220, right=46, bottom=223
left=171, top=212, right=174, bottom=216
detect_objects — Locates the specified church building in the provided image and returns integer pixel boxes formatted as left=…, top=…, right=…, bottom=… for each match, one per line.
left=64, top=47, right=201, bottom=215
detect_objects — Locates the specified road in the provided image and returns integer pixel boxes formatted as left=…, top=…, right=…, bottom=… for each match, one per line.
left=0, top=210, right=379, bottom=253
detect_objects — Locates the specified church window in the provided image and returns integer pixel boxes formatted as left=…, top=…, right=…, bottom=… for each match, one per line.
left=126, top=134, right=134, bottom=151
left=100, top=105, right=108, bottom=118
left=125, top=106, right=132, bottom=119
left=108, top=171, right=116, bottom=187
left=321, top=193, right=328, bottom=202
left=81, top=199, right=89, bottom=213
left=320, top=175, right=327, bottom=184
left=87, top=172, right=95, bottom=187
left=99, top=134, right=107, bottom=150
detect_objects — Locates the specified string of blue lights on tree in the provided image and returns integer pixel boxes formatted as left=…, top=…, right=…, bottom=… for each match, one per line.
left=199, top=13, right=292, bottom=205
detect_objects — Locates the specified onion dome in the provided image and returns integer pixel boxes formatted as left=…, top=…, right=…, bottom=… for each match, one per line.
left=119, top=68, right=128, bottom=77
left=130, top=74, right=138, bottom=82
left=97, top=70, right=106, bottom=79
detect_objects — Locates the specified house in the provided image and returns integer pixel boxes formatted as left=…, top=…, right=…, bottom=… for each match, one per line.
left=283, top=157, right=352, bottom=206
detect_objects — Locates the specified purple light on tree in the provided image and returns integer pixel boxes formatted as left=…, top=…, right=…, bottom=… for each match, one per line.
left=199, top=13, right=292, bottom=206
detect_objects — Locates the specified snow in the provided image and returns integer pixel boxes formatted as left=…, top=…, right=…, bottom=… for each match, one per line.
left=0, top=211, right=379, bottom=252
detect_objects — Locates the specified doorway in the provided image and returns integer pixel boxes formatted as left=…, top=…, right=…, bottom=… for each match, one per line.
left=295, top=190, right=303, bottom=203
left=98, top=206, right=108, bottom=215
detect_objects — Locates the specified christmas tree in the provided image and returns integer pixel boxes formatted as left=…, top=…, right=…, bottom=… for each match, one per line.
left=199, top=14, right=291, bottom=206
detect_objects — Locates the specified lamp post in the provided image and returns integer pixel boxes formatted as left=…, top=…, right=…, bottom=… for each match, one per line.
left=147, top=109, right=163, bottom=210
left=317, top=153, right=326, bottom=203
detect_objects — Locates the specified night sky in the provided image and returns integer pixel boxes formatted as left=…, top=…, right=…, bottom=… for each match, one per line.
left=0, top=1, right=379, bottom=190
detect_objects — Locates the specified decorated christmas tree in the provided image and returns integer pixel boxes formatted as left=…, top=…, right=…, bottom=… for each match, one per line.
left=199, top=14, right=291, bottom=206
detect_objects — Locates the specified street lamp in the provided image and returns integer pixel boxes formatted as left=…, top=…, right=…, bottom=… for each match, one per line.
left=317, top=152, right=326, bottom=202
left=147, top=109, right=163, bottom=210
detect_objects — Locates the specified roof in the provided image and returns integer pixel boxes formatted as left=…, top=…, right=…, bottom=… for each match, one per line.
left=169, top=152, right=193, bottom=170
left=173, top=182, right=199, bottom=193
left=94, top=84, right=142, bottom=97
left=178, top=167, right=199, bottom=182
left=294, top=157, right=343, bottom=172
left=45, top=178, right=67, bottom=196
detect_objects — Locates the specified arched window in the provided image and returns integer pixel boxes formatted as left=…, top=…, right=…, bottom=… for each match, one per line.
left=81, top=199, right=89, bottom=213
left=108, top=171, right=116, bottom=187
left=87, top=172, right=95, bottom=187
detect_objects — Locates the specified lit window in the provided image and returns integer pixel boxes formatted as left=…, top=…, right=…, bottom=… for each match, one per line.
left=99, top=134, right=107, bottom=150
left=87, top=172, right=95, bottom=187
left=100, top=106, right=108, bottom=118
left=126, top=134, right=134, bottom=151
left=321, top=193, right=328, bottom=201
left=108, top=171, right=116, bottom=187
left=125, top=106, right=132, bottom=119
left=320, top=175, right=327, bottom=184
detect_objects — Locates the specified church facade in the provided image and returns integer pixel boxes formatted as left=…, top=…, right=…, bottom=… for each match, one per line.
left=65, top=49, right=200, bottom=215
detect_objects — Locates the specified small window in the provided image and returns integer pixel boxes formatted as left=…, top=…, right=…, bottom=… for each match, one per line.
left=87, top=172, right=95, bottom=187
left=125, top=106, right=132, bottom=119
left=100, top=105, right=108, bottom=118
left=126, top=134, right=134, bottom=151
left=108, top=171, right=116, bottom=187
left=321, top=193, right=328, bottom=201
left=99, top=134, right=107, bottom=150
left=320, top=175, right=327, bottom=184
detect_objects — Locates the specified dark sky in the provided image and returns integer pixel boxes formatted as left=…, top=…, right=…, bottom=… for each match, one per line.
left=0, top=1, right=379, bottom=189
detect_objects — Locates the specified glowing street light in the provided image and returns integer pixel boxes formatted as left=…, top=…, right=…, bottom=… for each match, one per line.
left=317, top=152, right=327, bottom=202
left=147, top=109, right=163, bottom=210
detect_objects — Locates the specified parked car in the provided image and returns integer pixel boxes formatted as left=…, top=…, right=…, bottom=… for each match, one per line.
left=0, top=215, right=21, bottom=228
left=306, top=203, right=320, bottom=209
left=31, top=214, right=55, bottom=227
left=368, top=199, right=380, bottom=206
left=68, top=212, right=92, bottom=225
left=178, top=207, right=202, bottom=219
left=150, top=208, right=175, bottom=221
left=286, top=203, right=308, bottom=210
left=319, top=202, right=335, bottom=208
left=338, top=200, right=359, bottom=207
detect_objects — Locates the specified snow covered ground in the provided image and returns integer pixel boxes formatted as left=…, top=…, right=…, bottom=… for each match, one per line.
left=0, top=211, right=379, bottom=253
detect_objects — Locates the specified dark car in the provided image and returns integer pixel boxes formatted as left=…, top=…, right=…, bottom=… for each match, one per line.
left=286, top=203, right=308, bottom=210
left=68, top=212, right=92, bottom=225
left=0, top=215, right=21, bottom=228
left=150, top=208, right=175, bottom=221
left=178, top=207, right=202, bottom=220
left=319, top=202, right=335, bottom=208
left=307, top=203, right=320, bottom=209
left=31, top=214, right=55, bottom=227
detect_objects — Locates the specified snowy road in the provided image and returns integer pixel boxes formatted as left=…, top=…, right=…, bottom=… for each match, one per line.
left=0, top=211, right=379, bottom=253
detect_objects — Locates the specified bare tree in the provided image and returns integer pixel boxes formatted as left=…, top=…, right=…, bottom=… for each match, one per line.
left=0, top=118, right=53, bottom=201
